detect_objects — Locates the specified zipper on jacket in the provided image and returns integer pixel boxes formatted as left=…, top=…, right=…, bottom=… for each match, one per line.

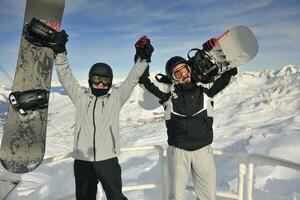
left=192, top=94, right=195, bottom=113
left=93, top=98, right=98, bottom=161
left=75, top=127, right=81, bottom=149
left=88, top=99, right=92, bottom=109
left=102, top=100, right=104, bottom=114
left=110, top=126, right=116, bottom=154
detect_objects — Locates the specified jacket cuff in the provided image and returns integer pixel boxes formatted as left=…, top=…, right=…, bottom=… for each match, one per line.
left=55, top=52, right=68, bottom=66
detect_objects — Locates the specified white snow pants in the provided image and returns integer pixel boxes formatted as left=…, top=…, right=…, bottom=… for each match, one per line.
left=167, top=145, right=216, bottom=200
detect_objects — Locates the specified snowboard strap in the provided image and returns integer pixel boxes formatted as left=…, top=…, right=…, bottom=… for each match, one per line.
left=187, top=48, right=220, bottom=83
left=23, top=18, right=57, bottom=47
left=9, top=89, right=50, bottom=115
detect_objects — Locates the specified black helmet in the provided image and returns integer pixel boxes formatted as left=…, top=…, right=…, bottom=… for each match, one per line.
left=88, top=63, right=113, bottom=96
left=89, top=63, right=113, bottom=79
left=165, top=56, right=187, bottom=80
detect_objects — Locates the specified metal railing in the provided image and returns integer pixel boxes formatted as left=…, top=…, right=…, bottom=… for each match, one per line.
left=1, top=146, right=300, bottom=200
left=41, top=146, right=246, bottom=200
left=245, top=154, right=300, bottom=200
left=185, top=149, right=246, bottom=200
left=43, top=145, right=166, bottom=200
left=119, top=145, right=166, bottom=199
left=0, top=179, right=19, bottom=200
left=213, top=149, right=246, bottom=200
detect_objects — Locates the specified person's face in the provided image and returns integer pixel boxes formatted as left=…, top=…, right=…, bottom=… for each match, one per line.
left=92, top=82, right=109, bottom=89
left=90, top=76, right=111, bottom=89
left=172, top=63, right=191, bottom=84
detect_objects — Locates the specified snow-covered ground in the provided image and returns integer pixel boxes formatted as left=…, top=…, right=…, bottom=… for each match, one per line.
left=0, top=65, right=300, bottom=199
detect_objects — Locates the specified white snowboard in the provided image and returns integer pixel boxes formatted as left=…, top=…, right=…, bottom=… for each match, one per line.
left=208, top=25, right=258, bottom=73
left=138, top=25, right=258, bottom=111
left=138, top=77, right=169, bottom=110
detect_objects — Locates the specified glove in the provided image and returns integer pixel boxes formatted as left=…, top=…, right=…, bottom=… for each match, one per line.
left=134, top=36, right=154, bottom=62
left=49, top=30, right=68, bottom=54
left=202, top=38, right=217, bottom=52
left=159, top=92, right=171, bottom=105
left=139, top=66, right=150, bottom=84
left=224, top=67, right=238, bottom=76
left=155, top=73, right=172, bottom=84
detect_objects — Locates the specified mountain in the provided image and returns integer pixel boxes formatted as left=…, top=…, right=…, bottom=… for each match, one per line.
left=0, top=65, right=299, bottom=199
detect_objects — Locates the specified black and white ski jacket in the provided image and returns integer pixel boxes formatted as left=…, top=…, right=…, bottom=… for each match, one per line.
left=140, top=73, right=235, bottom=151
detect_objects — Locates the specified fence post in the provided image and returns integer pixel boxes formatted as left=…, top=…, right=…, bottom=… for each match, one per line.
left=245, top=154, right=300, bottom=200
left=246, top=162, right=254, bottom=200
left=156, top=146, right=166, bottom=200
left=238, top=162, right=246, bottom=200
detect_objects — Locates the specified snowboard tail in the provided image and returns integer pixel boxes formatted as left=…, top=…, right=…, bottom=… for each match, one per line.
left=0, top=0, right=65, bottom=173
left=208, top=25, right=258, bottom=74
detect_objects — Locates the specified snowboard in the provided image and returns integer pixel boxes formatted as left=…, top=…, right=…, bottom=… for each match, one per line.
left=0, top=0, right=65, bottom=173
left=204, top=25, right=258, bottom=75
left=138, top=78, right=170, bottom=110
left=138, top=25, right=258, bottom=110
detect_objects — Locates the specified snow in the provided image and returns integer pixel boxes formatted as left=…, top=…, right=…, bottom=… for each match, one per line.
left=0, top=65, right=300, bottom=199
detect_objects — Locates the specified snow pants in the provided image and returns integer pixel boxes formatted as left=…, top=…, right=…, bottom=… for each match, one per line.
left=167, top=145, right=216, bottom=200
left=73, top=157, right=127, bottom=200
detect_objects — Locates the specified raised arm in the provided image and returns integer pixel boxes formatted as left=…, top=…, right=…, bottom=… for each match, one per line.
left=203, top=68, right=238, bottom=97
left=139, top=67, right=171, bottom=102
left=114, top=36, right=154, bottom=107
left=114, top=59, right=149, bottom=107
left=55, top=52, right=85, bottom=104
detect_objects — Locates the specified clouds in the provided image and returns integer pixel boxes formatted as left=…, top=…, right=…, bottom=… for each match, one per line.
left=0, top=0, right=299, bottom=83
left=68, top=0, right=299, bottom=43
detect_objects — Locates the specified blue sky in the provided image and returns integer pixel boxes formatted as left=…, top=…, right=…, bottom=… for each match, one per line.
left=0, top=0, right=300, bottom=85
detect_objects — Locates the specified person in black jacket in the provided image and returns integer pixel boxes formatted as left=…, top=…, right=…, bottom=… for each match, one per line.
left=139, top=39, right=238, bottom=200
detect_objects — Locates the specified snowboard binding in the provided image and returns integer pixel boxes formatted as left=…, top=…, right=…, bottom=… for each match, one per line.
left=187, top=48, right=230, bottom=83
left=23, top=18, right=58, bottom=47
left=9, top=89, right=50, bottom=115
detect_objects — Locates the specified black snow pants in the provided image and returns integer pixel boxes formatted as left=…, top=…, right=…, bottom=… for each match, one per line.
left=74, top=157, right=127, bottom=200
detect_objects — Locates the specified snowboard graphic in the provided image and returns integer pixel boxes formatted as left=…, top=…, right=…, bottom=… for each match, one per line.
left=205, top=25, right=258, bottom=75
left=138, top=25, right=258, bottom=110
left=0, top=0, right=65, bottom=173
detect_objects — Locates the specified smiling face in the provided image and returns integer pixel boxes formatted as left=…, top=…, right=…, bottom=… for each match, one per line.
left=172, top=63, right=192, bottom=84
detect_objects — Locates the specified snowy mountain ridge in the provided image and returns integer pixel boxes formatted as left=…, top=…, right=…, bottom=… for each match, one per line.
left=258, top=64, right=299, bottom=77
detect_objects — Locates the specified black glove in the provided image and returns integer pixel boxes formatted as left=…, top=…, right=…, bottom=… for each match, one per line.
left=155, top=73, right=172, bottom=84
left=49, top=30, right=68, bottom=54
left=139, top=66, right=150, bottom=84
left=134, top=36, right=154, bottom=62
left=224, top=67, right=238, bottom=76
left=202, top=38, right=217, bottom=52
left=159, top=92, right=171, bottom=105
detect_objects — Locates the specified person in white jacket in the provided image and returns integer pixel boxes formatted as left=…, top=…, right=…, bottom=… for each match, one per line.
left=48, top=31, right=153, bottom=200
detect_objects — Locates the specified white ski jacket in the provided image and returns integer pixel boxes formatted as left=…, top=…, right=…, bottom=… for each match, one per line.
left=55, top=52, right=148, bottom=161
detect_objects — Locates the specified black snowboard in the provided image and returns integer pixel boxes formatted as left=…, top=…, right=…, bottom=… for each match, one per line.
left=0, top=0, right=65, bottom=173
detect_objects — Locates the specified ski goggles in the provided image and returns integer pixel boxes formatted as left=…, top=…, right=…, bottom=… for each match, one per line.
left=90, top=76, right=112, bottom=86
left=172, top=64, right=191, bottom=81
